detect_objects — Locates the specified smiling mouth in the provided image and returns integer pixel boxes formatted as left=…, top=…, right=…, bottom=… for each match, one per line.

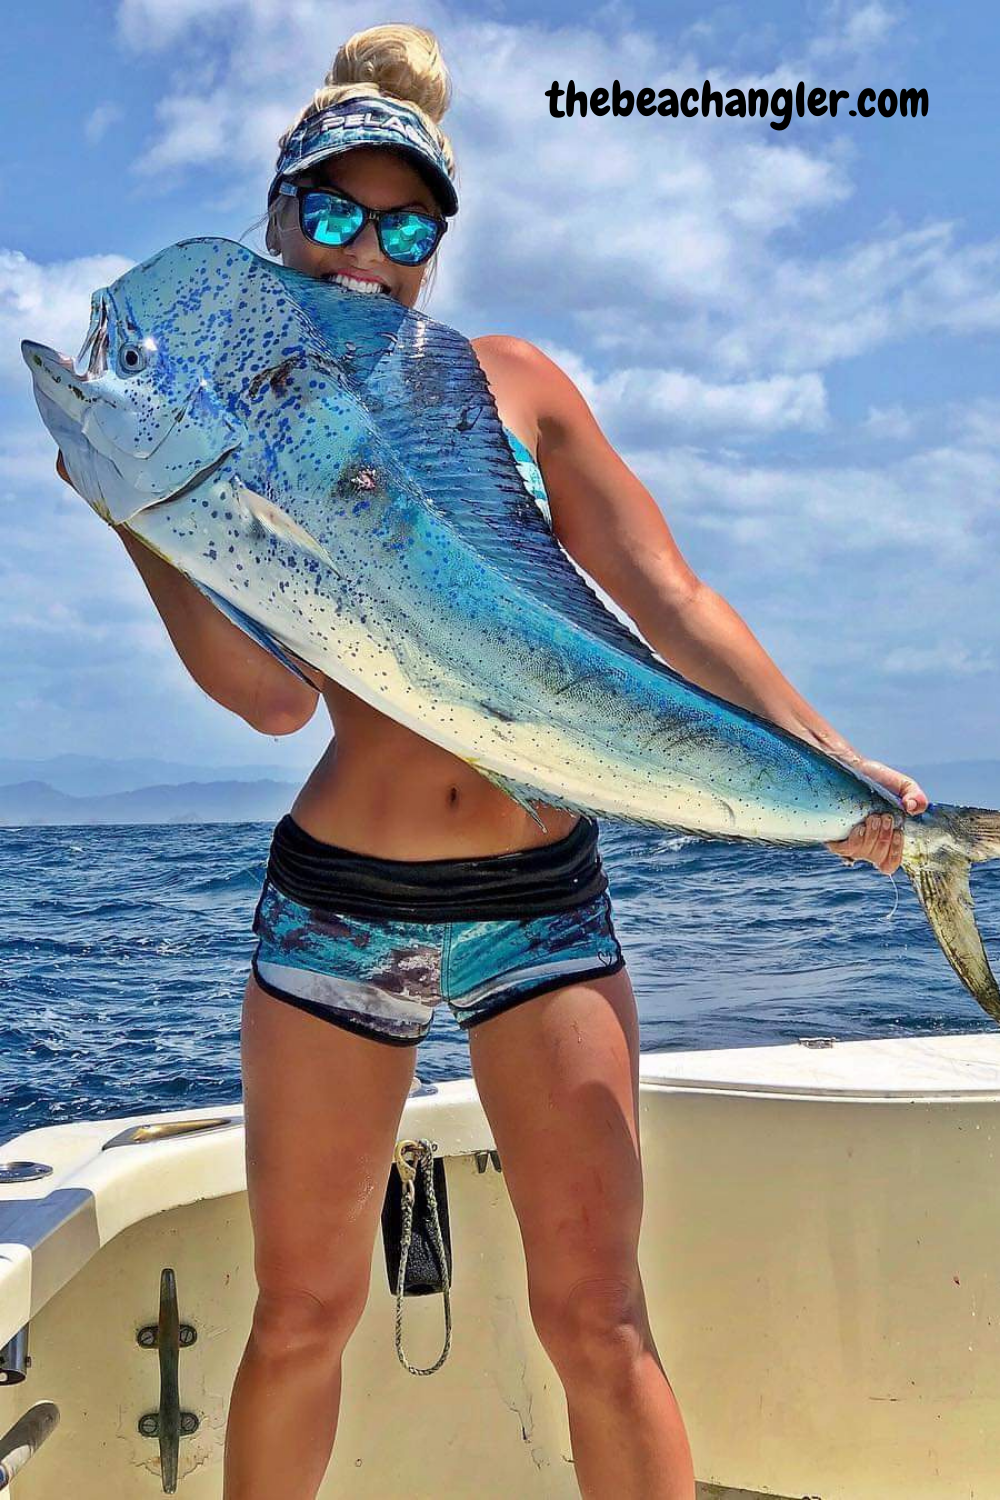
left=321, top=271, right=391, bottom=296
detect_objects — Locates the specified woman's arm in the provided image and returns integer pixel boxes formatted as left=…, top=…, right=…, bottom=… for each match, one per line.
left=505, top=341, right=928, bottom=873
left=57, top=453, right=321, bottom=735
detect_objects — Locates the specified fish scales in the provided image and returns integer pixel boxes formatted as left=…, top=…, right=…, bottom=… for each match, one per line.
left=21, top=235, right=1000, bottom=1021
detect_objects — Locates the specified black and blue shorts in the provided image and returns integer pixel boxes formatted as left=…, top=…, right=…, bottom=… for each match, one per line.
left=250, top=812, right=625, bottom=1046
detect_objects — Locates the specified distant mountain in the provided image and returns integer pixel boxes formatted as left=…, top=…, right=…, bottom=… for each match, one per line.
left=0, top=754, right=312, bottom=798
left=0, top=779, right=300, bottom=827
left=1, top=757, right=998, bottom=829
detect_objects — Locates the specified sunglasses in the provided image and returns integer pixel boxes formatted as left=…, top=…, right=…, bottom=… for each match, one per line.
left=276, top=179, right=447, bottom=267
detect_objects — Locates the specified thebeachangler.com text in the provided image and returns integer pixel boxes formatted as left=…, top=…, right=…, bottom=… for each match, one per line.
left=544, top=79, right=929, bottom=130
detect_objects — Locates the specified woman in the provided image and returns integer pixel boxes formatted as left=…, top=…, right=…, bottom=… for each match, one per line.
left=58, top=24, right=928, bottom=1500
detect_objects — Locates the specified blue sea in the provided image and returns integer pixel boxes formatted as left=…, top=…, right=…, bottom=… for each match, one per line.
left=2, top=820, right=997, bottom=1140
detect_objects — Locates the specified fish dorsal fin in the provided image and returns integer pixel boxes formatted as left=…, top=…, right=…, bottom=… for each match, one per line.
left=271, top=263, right=687, bottom=679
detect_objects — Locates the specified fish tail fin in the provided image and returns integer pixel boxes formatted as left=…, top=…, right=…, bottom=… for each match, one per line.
left=902, top=803, right=1000, bottom=1023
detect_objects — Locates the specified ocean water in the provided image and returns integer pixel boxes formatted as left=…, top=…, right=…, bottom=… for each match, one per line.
left=2, top=820, right=996, bottom=1139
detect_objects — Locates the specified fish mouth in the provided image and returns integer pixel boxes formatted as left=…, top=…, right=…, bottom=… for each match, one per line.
left=21, top=291, right=110, bottom=417
left=21, top=339, right=92, bottom=424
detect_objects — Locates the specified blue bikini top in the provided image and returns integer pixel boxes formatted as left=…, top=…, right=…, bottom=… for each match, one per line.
left=501, top=424, right=552, bottom=530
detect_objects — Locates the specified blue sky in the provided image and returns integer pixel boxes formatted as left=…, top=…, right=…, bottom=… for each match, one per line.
left=2, top=0, right=999, bottom=776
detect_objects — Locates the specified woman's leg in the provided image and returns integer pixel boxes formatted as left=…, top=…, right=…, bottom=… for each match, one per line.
left=467, top=967, right=695, bottom=1500
left=223, top=974, right=417, bottom=1500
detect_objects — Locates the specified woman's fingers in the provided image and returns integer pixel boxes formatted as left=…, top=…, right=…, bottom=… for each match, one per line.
left=865, top=812, right=896, bottom=873
left=827, top=753, right=929, bottom=874
left=829, top=812, right=904, bottom=875
left=852, top=756, right=929, bottom=816
left=900, top=780, right=928, bottom=815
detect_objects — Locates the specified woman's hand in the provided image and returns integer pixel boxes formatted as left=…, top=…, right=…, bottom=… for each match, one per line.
left=826, top=757, right=929, bottom=875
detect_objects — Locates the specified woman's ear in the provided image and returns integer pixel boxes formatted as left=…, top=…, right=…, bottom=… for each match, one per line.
left=265, top=209, right=281, bottom=257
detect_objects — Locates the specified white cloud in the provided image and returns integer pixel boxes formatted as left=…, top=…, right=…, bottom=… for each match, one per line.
left=883, top=643, right=995, bottom=677
left=951, top=399, right=1000, bottom=449
left=605, top=422, right=1000, bottom=717
left=724, top=143, right=851, bottom=232
left=537, top=345, right=828, bottom=436
left=602, top=366, right=828, bottom=435
left=121, top=0, right=381, bottom=181
left=117, top=0, right=245, bottom=52
left=865, top=403, right=914, bottom=440
left=0, top=247, right=134, bottom=383
left=587, top=220, right=1000, bottom=375
left=0, top=422, right=69, bottom=492
left=85, top=103, right=124, bottom=145
left=136, top=94, right=232, bottom=174
left=110, top=6, right=854, bottom=310
left=807, top=1, right=900, bottom=59
left=605, top=429, right=1000, bottom=755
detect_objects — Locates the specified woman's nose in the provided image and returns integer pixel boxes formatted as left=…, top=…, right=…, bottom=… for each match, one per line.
left=346, top=219, right=383, bottom=263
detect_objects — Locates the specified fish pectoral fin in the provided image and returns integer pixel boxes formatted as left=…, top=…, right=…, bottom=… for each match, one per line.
left=237, top=485, right=338, bottom=571
left=903, top=842, right=1000, bottom=1023
left=189, top=578, right=319, bottom=689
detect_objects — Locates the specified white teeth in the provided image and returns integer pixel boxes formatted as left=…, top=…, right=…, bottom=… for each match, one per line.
left=326, top=273, right=386, bottom=295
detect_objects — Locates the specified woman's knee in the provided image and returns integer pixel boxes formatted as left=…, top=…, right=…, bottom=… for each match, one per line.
left=529, top=1270, right=650, bottom=1382
left=250, top=1278, right=370, bottom=1363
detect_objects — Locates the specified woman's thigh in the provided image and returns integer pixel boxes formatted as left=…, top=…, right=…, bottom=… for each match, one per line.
left=240, top=972, right=417, bottom=1309
left=466, top=966, right=645, bottom=1330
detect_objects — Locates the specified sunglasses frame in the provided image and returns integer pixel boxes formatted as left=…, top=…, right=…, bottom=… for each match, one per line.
left=276, top=178, right=448, bottom=266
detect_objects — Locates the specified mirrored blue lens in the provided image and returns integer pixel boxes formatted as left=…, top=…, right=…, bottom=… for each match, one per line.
left=379, top=212, right=442, bottom=266
left=301, top=191, right=364, bottom=246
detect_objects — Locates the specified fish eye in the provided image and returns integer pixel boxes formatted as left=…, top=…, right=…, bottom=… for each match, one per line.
left=117, top=342, right=148, bottom=375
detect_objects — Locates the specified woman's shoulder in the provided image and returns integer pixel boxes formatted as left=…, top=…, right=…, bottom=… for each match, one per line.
left=469, top=333, right=548, bottom=380
left=470, top=332, right=541, bottom=357
left=470, top=337, right=543, bottom=446
left=469, top=335, right=587, bottom=436
left=469, top=335, right=584, bottom=393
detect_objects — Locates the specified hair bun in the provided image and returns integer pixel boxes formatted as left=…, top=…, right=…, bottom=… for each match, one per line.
left=327, top=24, right=451, bottom=124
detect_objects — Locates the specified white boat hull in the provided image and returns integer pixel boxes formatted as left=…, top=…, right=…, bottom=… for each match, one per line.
left=2, top=1031, right=1000, bottom=1497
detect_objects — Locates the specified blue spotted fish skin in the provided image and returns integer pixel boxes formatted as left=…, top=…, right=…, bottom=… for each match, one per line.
left=13, top=236, right=928, bottom=842
left=20, top=235, right=1000, bottom=1018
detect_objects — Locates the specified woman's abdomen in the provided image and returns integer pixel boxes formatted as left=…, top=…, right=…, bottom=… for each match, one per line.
left=288, top=680, right=580, bottom=859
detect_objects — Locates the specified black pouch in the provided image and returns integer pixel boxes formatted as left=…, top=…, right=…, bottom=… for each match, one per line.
left=380, top=1155, right=452, bottom=1296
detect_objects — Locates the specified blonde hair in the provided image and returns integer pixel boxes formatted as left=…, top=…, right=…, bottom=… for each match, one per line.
left=252, top=24, right=457, bottom=306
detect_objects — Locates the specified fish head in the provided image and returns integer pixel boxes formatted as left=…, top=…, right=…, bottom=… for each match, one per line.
left=21, top=240, right=250, bottom=527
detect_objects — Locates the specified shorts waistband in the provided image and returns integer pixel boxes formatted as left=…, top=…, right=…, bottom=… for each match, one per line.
left=263, top=811, right=608, bottom=920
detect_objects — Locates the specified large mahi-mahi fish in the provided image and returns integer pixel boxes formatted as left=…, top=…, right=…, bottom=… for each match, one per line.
left=21, top=236, right=1000, bottom=1020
